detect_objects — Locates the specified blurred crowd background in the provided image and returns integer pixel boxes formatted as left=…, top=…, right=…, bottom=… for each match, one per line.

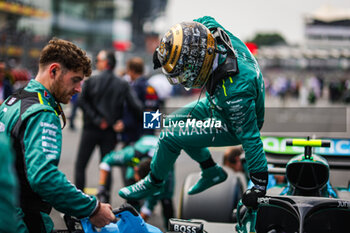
left=0, top=0, right=350, bottom=106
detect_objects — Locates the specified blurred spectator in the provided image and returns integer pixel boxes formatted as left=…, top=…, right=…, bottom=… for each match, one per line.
left=117, top=57, right=160, bottom=208
left=222, top=146, right=248, bottom=191
left=223, top=146, right=244, bottom=172
left=329, top=80, right=343, bottom=103
left=0, top=61, right=13, bottom=105
left=308, top=88, right=316, bottom=104
left=69, top=93, right=80, bottom=130
left=299, top=81, right=309, bottom=106
left=120, top=57, right=160, bottom=146
left=11, top=68, right=31, bottom=90
left=274, top=76, right=289, bottom=103
left=289, top=78, right=300, bottom=99
left=343, top=80, right=350, bottom=103
left=148, top=73, right=173, bottom=110
left=307, top=76, right=321, bottom=104
left=75, top=50, right=142, bottom=202
left=7, top=58, right=31, bottom=91
left=274, top=174, right=286, bottom=185
left=316, top=74, right=324, bottom=98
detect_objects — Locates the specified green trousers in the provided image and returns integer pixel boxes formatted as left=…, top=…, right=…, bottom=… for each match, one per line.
left=151, top=97, right=241, bottom=180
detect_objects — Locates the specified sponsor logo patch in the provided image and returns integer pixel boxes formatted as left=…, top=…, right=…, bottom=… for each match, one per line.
left=0, top=122, right=5, bottom=132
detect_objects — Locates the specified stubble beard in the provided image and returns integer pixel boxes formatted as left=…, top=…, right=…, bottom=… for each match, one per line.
left=51, top=74, right=70, bottom=104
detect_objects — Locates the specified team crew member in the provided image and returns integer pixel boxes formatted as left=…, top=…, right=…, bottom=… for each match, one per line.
left=0, top=134, right=17, bottom=233
left=117, top=57, right=160, bottom=206
left=75, top=50, right=142, bottom=203
left=0, top=38, right=115, bottom=232
left=98, top=135, right=174, bottom=227
left=119, top=16, right=268, bottom=209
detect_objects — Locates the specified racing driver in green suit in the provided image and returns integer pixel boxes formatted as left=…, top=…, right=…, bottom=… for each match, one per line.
left=119, top=16, right=268, bottom=209
left=0, top=38, right=116, bottom=232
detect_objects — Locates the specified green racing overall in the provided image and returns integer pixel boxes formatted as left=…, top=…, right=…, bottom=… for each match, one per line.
left=150, top=16, right=267, bottom=181
left=0, top=79, right=98, bottom=233
left=0, top=134, right=18, bottom=233
left=119, top=16, right=268, bottom=202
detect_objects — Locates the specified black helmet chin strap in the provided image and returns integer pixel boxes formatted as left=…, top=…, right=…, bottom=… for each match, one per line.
left=210, top=27, right=239, bottom=76
left=206, top=27, right=240, bottom=96
left=211, top=27, right=235, bottom=54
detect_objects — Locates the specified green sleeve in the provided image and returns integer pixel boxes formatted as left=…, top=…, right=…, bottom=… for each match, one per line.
left=224, top=94, right=267, bottom=173
left=194, top=16, right=255, bottom=62
left=102, top=146, right=135, bottom=166
left=196, top=16, right=267, bottom=174
left=194, top=16, right=225, bottom=31
left=0, top=135, right=18, bottom=233
left=23, top=111, right=97, bottom=218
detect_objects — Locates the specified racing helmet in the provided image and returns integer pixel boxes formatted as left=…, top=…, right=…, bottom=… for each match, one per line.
left=154, top=22, right=216, bottom=89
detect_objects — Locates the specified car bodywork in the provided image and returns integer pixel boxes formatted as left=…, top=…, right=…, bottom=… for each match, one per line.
left=178, top=136, right=350, bottom=233
left=236, top=137, right=350, bottom=233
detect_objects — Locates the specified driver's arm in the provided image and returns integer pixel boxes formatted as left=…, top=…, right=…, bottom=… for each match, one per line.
left=225, top=93, right=268, bottom=208
left=228, top=97, right=267, bottom=175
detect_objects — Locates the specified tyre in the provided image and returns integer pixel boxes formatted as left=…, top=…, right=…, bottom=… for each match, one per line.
left=178, top=167, right=243, bottom=223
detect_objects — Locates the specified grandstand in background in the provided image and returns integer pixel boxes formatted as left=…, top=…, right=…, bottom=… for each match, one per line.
left=258, top=4, right=350, bottom=72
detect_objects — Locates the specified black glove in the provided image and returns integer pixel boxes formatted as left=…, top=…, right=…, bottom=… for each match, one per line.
left=97, top=185, right=110, bottom=203
left=242, top=172, right=268, bottom=209
left=242, top=186, right=266, bottom=209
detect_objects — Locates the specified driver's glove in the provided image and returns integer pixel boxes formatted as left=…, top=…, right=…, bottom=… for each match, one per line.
left=242, top=172, right=268, bottom=209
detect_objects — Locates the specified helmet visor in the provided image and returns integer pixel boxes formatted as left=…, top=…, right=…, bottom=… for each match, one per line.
left=166, top=74, right=188, bottom=86
left=162, top=67, right=189, bottom=86
left=166, top=75, right=182, bottom=85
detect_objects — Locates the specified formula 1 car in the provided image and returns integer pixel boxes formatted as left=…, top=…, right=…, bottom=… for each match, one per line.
left=235, top=137, right=350, bottom=233
left=261, top=136, right=350, bottom=199
left=63, top=137, right=350, bottom=233
left=177, top=136, right=350, bottom=233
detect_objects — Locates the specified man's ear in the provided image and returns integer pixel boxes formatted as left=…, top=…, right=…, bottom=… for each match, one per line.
left=49, top=63, right=60, bottom=79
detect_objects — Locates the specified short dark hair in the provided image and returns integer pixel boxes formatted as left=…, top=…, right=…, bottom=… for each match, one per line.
left=223, top=146, right=243, bottom=165
left=39, top=38, right=92, bottom=77
left=127, top=57, right=144, bottom=74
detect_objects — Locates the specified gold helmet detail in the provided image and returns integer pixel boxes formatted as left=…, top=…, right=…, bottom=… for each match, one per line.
left=155, top=22, right=216, bottom=89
